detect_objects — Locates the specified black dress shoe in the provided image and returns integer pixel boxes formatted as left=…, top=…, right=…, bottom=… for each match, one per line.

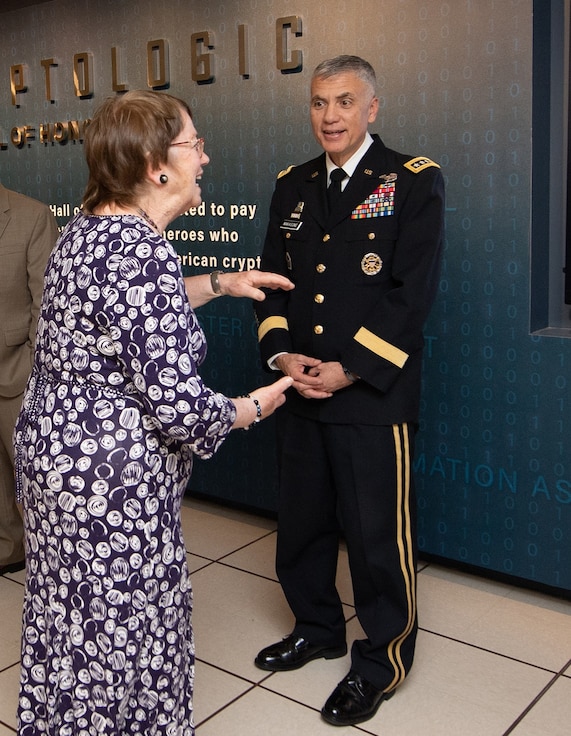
left=255, top=634, right=347, bottom=671
left=321, top=670, right=395, bottom=726
left=0, top=559, right=25, bottom=576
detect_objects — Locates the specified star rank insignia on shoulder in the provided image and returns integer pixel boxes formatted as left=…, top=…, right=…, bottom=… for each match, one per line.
left=403, top=156, right=441, bottom=173
left=277, top=164, right=296, bottom=179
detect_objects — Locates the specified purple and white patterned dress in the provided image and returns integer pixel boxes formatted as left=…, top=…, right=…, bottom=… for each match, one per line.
left=14, top=212, right=236, bottom=735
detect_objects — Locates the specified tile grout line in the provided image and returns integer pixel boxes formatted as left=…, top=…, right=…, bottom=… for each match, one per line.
left=185, top=528, right=276, bottom=563
left=418, top=627, right=567, bottom=676
left=500, top=661, right=571, bottom=736
left=194, top=683, right=257, bottom=730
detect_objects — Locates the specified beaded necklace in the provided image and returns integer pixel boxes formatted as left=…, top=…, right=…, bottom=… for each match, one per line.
left=137, top=207, right=160, bottom=234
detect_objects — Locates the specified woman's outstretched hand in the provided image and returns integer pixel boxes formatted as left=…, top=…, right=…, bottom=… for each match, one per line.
left=219, top=270, right=294, bottom=301
left=232, top=376, right=294, bottom=430
left=184, top=270, right=293, bottom=308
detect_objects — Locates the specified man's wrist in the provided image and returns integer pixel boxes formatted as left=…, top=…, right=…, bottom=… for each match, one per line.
left=268, top=352, right=288, bottom=371
left=342, top=365, right=359, bottom=382
left=274, top=354, right=289, bottom=373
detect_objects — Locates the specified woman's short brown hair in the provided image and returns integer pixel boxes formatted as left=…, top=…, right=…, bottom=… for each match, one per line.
left=82, top=90, right=192, bottom=212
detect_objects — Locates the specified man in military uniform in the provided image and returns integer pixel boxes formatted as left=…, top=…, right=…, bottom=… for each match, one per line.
left=253, top=55, right=445, bottom=727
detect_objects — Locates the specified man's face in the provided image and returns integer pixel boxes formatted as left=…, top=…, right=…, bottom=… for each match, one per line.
left=310, top=71, right=379, bottom=167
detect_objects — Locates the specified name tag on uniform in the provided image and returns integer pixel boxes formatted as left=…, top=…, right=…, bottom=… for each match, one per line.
left=280, top=219, right=303, bottom=231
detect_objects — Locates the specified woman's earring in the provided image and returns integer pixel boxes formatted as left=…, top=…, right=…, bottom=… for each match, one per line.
left=160, top=174, right=168, bottom=184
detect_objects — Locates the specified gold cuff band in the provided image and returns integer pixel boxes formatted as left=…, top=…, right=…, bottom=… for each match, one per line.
left=257, top=315, right=289, bottom=341
left=354, top=327, right=408, bottom=368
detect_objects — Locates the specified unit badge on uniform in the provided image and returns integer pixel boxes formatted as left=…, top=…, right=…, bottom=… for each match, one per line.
left=361, top=252, right=383, bottom=275
left=352, top=175, right=396, bottom=219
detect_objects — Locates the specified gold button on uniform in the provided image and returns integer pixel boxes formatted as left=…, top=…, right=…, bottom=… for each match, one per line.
left=368, top=232, right=375, bottom=240
left=323, top=234, right=331, bottom=242
left=314, top=325, right=323, bottom=335
left=314, top=293, right=324, bottom=303
left=316, top=263, right=326, bottom=273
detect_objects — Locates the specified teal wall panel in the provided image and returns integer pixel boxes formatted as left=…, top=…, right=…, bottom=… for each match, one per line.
left=1, top=0, right=570, bottom=592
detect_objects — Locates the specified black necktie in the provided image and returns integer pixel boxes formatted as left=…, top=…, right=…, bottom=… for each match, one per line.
left=327, top=167, right=346, bottom=211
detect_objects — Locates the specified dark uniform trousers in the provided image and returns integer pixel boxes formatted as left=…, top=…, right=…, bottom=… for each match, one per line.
left=276, top=412, right=417, bottom=691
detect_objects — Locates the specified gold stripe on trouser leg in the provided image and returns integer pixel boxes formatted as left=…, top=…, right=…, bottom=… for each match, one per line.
left=386, top=423, right=416, bottom=691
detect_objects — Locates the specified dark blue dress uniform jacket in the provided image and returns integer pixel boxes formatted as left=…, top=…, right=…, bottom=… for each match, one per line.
left=255, top=134, right=445, bottom=426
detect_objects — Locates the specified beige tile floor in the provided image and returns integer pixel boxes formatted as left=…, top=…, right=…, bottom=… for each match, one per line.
left=1, top=496, right=570, bottom=735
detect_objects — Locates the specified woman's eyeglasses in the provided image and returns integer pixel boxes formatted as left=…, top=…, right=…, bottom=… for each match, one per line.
left=170, top=137, right=205, bottom=155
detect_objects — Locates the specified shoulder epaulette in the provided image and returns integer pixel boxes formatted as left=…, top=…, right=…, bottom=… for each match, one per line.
left=277, top=165, right=296, bottom=179
left=403, top=156, right=440, bottom=173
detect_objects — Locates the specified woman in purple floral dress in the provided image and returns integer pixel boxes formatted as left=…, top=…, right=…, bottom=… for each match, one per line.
left=14, top=90, right=292, bottom=735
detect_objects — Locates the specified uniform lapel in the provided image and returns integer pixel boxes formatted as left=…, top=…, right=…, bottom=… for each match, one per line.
left=326, top=137, right=389, bottom=228
left=299, top=158, right=328, bottom=229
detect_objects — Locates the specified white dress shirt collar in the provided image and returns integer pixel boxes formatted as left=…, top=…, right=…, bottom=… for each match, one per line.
left=325, top=132, right=374, bottom=187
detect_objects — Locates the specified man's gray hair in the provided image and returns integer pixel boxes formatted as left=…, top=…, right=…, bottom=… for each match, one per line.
left=312, top=55, right=377, bottom=93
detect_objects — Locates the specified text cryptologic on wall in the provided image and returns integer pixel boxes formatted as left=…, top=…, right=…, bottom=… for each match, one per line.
left=4, top=15, right=303, bottom=123
left=3, top=16, right=303, bottom=150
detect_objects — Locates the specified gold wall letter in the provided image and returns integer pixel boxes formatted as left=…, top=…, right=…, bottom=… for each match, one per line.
left=238, top=24, right=250, bottom=78
left=276, top=16, right=303, bottom=73
left=73, top=53, right=94, bottom=97
left=10, top=64, right=27, bottom=106
left=40, top=58, right=58, bottom=102
left=147, top=39, right=170, bottom=89
left=191, top=31, right=215, bottom=84
left=111, top=47, right=128, bottom=92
